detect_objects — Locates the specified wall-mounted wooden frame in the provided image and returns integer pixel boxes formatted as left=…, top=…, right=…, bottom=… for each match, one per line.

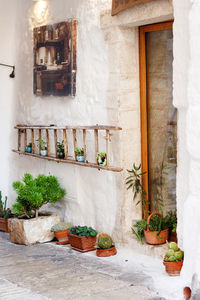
left=139, top=21, right=173, bottom=219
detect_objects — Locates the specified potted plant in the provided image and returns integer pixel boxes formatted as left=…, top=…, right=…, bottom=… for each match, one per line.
left=0, top=191, right=12, bottom=232
left=131, top=212, right=169, bottom=245
left=25, top=143, right=32, bottom=153
left=163, top=242, right=184, bottom=276
left=57, top=141, right=65, bottom=159
left=75, top=147, right=84, bottom=162
left=167, top=210, right=177, bottom=243
left=51, top=222, right=73, bottom=244
left=95, top=233, right=117, bottom=257
left=96, top=152, right=107, bottom=166
left=9, top=173, right=66, bottom=245
left=68, top=225, right=97, bottom=252
left=36, top=138, right=47, bottom=156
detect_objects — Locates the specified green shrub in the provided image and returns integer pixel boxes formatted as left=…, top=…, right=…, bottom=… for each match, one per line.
left=51, top=222, right=73, bottom=232
left=12, top=173, right=66, bottom=218
left=70, top=226, right=97, bottom=237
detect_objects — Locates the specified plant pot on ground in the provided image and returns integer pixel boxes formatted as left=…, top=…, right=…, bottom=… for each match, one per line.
left=68, top=226, right=97, bottom=252
left=96, top=152, right=107, bottom=166
left=75, top=147, right=84, bottom=162
left=51, top=222, right=73, bottom=244
left=36, top=138, right=47, bottom=156
left=131, top=212, right=169, bottom=245
left=95, top=233, right=117, bottom=257
left=167, top=210, right=177, bottom=243
left=163, top=242, right=184, bottom=276
left=25, top=143, right=32, bottom=153
left=9, top=173, right=66, bottom=245
left=57, top=141, right=65, bottom=159
left=0, top=191, right=13, bottom=232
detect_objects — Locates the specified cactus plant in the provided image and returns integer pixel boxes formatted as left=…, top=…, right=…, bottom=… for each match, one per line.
left=95, top=233, right=114, bottom=249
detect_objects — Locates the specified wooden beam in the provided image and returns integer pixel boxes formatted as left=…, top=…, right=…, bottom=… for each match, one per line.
left=31, top=129, right=35, bottom=154
left=39, top=129, right=42, bottom=152
left=54, top=129, right=57, bottom=158
left=18, top=129, right=21, bottom=151
left=73, top=129, right=77, bottom=160
left=24, top=129, right=27, bottom=152
left=83, top=129, right=87, bottom=162
left=94, top=129, right=99, bottom=164
left=46, top=129, right=50, bottom=156
left=106, top=130, right=110, bottom=167
left=15, top=125, right=122, bottom=131
left=63, top=129, right=68, bottom=159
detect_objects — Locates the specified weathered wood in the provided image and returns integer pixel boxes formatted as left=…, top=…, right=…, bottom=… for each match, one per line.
left=54, top=129, right=58, bottom=158
left=46, top=129, right=50, bottom=156
left=12, top=150, right=123, bottom=172
left=18, top=129, right=22, bottom=151
left=39, top=129, right=42, bottom=152
left=31, top=129, right=35, bottom=154
left=63, top=129, right=68, bottom=159
left=24, top=129, right=27, bottom=152
left=15, top=125, right=122, bottom=131
left=94, top=129, right=99, bottom=164
left=73, top=129, right=77, bottom=159
left=83, top=129, right=87, bottom=162
left=106, top=130, right=110, bottom=167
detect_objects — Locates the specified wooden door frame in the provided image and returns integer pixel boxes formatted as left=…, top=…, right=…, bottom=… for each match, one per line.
left=139, top=21, right=173, bottom=219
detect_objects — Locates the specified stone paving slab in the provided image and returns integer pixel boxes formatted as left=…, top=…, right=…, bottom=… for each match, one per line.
left=0, top=232, right=159, bottom=300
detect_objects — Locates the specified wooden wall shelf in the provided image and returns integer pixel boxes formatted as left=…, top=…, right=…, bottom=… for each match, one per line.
left=13, top=125, right=123, bottom=173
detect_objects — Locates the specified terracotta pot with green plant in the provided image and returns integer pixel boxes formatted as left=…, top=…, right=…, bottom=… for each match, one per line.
left=95, top=233, right=117, bottom=257
left=51, top=222, right=73, bottom=244
left=0, top=191, right=13, bottom=232
left=75, top=147, right=84, bottom=162
left=68, top=226, right=97, bottom=252
left=96, top=152, right=107, bottom=166
left=163, top=242, right=184, bottom=276
left=9, top=173, right=66, bottom=245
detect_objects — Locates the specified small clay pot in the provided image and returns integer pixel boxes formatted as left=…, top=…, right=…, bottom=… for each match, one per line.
left=54, top=229, right=71, bottom=245
left=163, top=260, right=183, bottom=276
left=96, top=246, right=117, bottom=257
left=183, top=287, right=191, bottom=299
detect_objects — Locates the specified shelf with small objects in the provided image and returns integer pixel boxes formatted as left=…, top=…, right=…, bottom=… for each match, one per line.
left=13, top=125, right=123, bottom=172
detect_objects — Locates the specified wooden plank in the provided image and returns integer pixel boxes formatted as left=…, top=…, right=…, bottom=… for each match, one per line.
left=83, top=129, right=87, bottom=162
left=39, top=129, right=42, bottom=152
left=63, top=129, right=68, bottom=159
left=15, top=125, right=122, bottom=131
left=73, top=129, right=77, bottom=159
left=106, top=130, right=110, bottom=167
left=31, top=129, right=35, bottom=154
left=46, top=129, right=50, bottom=156
left=54, top=129, right=58, bottom=158
left=18, top=129, right=22, bottom=151
left=94, top=129, right=99, bottom=164
left=24, top=129, right=27, bottom=152
left=12, top=150, right=123, bottom=172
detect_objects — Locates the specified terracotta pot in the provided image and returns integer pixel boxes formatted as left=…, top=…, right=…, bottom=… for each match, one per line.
left=144, top=212, right=169, bottom=245
left=68, top=233, right=96, bottom=252
left=96, top=246, right=117, bottom=257
left=163, top=260, right=183, bottom=276
left=0, top=218, right=8, bottom=232
left=54, top=229, right=71, bottom=245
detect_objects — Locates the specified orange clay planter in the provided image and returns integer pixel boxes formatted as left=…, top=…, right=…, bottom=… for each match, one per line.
left=0, top=218, right=9, bottom=232
left=96, top=246, right=117, bottom=257
left=68, top=234, right=97, bottom=252
left=163, top=260, right=183, bottom=276
left=144, top=212, right=169, bottom=245
left=54, top=229, right=71, bottom=245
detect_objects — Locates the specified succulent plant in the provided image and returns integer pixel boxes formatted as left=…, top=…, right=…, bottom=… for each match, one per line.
left=164, top=242, right=184, bottom=262
left=70, top=225, right=97, bottom=237
left=51, top=222, right=73, bottom=232
left=95, top=233, right=114, bottom=249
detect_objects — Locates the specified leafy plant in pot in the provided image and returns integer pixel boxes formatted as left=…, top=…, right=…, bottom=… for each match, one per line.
left=96, top=152, right=107, bottom=166
left=166, top=210, right=177, bottom=243
left=132, top=213, right=169, bottom=245
left=69, top=225, right=97, bottom=252
left=75, top=147, right=84, bottom=162
left=163, top=242, right=184, bottom=276
left=95, top=233, right=117, bottom=257
left=9, top=173, right=66, bottom=245
left=51, top=222, right=73, bottom=244
left=0, top=191, right=12, bottom=232
left=36, top=138, right=47, bottom=156
left=57, top=141, right=65, bottom=159
left=25, top=143, right=32, bottom=153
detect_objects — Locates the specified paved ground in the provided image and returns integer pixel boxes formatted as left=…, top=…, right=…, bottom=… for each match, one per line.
left=0, top=232, right=164, bottom=300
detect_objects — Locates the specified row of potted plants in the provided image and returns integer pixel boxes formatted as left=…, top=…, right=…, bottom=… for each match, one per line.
left=25, top=139, right=107, bottom=166
left=51, top=223, right=117, bottom=257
